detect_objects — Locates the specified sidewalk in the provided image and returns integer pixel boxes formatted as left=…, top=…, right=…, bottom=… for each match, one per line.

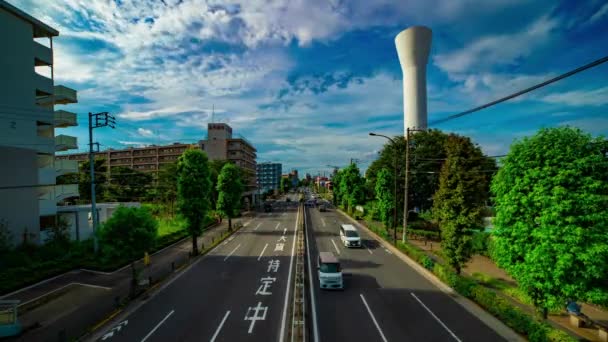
left=2, top=220, right=237, bottom=341
left=408, top=238, right=608, bottom=341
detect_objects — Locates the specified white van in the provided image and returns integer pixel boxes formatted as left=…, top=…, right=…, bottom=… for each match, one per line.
left=340, top=224, right=361, bottom=248
left=318, top=252, right=343, bottom=290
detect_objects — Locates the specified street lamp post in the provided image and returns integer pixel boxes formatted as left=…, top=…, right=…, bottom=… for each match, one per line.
left=369, top=132, right=398, bottom=245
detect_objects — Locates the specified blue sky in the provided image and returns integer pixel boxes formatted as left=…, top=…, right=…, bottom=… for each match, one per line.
left=14, top=0, right=608, bottom=175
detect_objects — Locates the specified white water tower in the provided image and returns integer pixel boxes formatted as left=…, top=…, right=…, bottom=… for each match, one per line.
left=395, top=26, right=432, bottom=132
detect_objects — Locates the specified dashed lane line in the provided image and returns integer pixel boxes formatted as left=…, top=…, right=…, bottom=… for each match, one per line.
left=331, top=239, right=341, bottom=255
left=223, top=244, right=241, bottom=261
left=140, top=309, right=174, bottom=342
left=411, top=293, right=461, bottom=342
left=209, top=310, right=231, bottom=342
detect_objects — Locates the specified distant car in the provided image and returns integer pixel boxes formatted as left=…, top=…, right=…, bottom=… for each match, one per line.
left=340, top=224, right=361, bottom=248
left=319, top=204, right=327, bottom=212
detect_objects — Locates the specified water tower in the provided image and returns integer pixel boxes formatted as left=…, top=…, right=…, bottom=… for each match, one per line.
left=395, top=26, right=432, bottom=132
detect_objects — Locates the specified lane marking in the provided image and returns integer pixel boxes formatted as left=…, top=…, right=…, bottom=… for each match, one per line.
left=321, top=218, right=326, bottom=227
left=275, top=222, right=281, bottom=230
left=359, top=294, right=388, bottom=342
left=140, top=309, right=174, bottom=342
left=283, top=228, right=287, bottom=235
left=304, top=208, right=320, bottom=342
left=258, top=243, right=268, bottom=261
left=279, top=205, right=300, bottom=342
left=384, top=248, right=392, bottom=255
left=331, top=239, right=341, bottom=255
left=254, top=223, right=262, bottom=231
left=223, top=244, right=241, bottom=261
left=411, top=293, right=461, bottom=342
left=210, top=310, right=231, bottom=342
left=365, top=243, right=373, bottom=254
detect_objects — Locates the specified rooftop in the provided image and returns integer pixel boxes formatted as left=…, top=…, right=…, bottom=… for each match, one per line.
left=0, top=0, right=59, bottom=37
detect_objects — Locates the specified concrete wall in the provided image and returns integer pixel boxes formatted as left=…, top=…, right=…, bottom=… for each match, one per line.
left=0, top=146, right=40, bottom=245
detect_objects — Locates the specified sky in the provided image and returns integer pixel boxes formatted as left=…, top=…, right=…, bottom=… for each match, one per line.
left=13, top=0, right=608, bottom=175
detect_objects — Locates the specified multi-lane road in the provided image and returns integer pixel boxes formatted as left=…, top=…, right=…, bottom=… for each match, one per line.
left=95, top=193, right=509, bottom=342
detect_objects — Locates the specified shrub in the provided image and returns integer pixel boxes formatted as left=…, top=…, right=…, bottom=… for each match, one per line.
left=471, top=231, right=490, bottom=255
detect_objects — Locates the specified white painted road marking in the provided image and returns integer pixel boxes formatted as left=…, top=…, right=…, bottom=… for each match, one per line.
left=210, top=310, right=231, bottom=342
left=275, top=222, right=281, bottom=230
left=360, top=294, right=388, bottom=342
left=140, top=310, right=174, bottom=342
left=365, top=242, right=373, bottom=254
left=283, top=228, right=287, bottom=235
left=101, top=320, right=128, bottom=340
left=304, top=210, right=320, bottom=342
left=258, top=243, right=268, bottom=261
left=279, top=206, right=300, bottom=342
left=224, top=244, right=241, bottom=261
left=254, top=223, right=262, bottom=231
left=384, top=248, right=392, bottom=255
left=245, top=302, right=268, bottom=334
left=411, top=293, right=461, bottom=342
left=321, top=218, right=326, bottom=227
left=331, top=239, right=341, bottom=255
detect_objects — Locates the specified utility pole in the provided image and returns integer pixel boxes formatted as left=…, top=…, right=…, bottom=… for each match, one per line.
left=403, top=127, right=425, bottom=243
left=89, top=112, right=116, bottom=253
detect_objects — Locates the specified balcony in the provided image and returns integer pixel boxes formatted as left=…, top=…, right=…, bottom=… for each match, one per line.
left=55, top=184, right=79, bottom=202
left=53, top=85, right=78, bottom=104
left=35, top=135, right=55, bottom=154
left=34, top=41, right=52, bottom=66
left=34, top=72, right=53, bottom=96
left=54, top=110, right=77, bottom=127
left=55, top=135, right=78, bottom=151
left=38, top=166, right=55, bottom=185
left=55, top=159, right=78, bottom=176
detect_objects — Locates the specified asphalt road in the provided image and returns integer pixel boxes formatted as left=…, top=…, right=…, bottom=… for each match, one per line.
left=95, top=198, right=300, bottom=342
left=305, top=205, right=507, bottom=342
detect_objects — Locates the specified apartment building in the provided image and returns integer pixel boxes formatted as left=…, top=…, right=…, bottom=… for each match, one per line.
left=0, top=1, right=79, bottom=245
left=256, top=162, right=282, bottom=193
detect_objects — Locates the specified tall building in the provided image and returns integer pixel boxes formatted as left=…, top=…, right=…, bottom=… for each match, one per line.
left=256, top=162, right=282, bottom=193
left=0, top=1, right=79, bottom=245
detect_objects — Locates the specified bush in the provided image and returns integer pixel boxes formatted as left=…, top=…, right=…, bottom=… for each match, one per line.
left=407, top=229, right=440, bottom=241
left=471, top=231, right=490, bottom=255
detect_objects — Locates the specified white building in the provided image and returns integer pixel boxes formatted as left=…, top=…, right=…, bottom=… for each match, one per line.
left=0, top=1, right=79, bottom=245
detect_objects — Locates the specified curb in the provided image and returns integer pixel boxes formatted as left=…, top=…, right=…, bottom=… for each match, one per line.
left=82, top=223, right=246, bottom=342
left=337, top=209, right=525, bottom=342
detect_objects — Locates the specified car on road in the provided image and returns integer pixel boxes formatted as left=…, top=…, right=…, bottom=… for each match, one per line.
left=263, top=202, right=272, bottom=212
left=318, top=204, right=327, bottom=212
left=340, top=224, right=361, bottom=248
left=318, top=252, right=343, bottom=290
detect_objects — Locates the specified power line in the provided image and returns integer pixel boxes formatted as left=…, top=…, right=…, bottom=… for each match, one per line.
left=430, top=54, right=608, bottom=126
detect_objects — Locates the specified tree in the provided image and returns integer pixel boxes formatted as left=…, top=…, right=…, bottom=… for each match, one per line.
left=107, top=166, right=153, bottom=201
left=57, top=158, right=108, bottom=202
left=177, top=149, right=212, bottom=255
left=375, top=168, right=395, bottom=230
left=433, top=134, right=488, bottom=275
left=280, top=177, right=290, bottom=194
left=98, top=206, right=158, bottom=298
left=216, top=163, right=245, bottom=230
left=338, top=163, right=365, bottom=212
left=209, top=159, right=230, bottom=209
left=491, top=127, right=608, bottom=318
left=157, top=162, right=178, bottom=214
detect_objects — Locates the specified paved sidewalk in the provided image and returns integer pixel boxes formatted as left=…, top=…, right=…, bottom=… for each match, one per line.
left=1, top=220, right=242, bottom=341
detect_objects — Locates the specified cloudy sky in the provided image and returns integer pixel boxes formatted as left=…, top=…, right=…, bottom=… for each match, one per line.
left=13, top=0, right=608, bottom=175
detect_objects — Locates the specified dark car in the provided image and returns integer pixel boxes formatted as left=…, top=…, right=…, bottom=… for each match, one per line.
left=264, top=202, right=273, bottom=212
left=319, top=204, right=327, bottom=212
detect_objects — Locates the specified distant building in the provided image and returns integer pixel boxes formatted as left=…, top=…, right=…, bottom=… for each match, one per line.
left=256, top=162, right=282, bottom=194
left=0, top=1, right=79, bottom=245
left=289, top=169, right=299, bottom=188
left=56, top=202, right=140, bottom=242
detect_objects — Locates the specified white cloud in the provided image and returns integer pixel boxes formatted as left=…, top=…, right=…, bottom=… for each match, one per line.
left=559, top=118, right=608, bottom=134
left=589, top=2, right=608, bottom=23
left=540, top=86, right=608, bottom=107
left=137, top=128, right=154, bottom=137
left=118, top=141, right=149, bottom=147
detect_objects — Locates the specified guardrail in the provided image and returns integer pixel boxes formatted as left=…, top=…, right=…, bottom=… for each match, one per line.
left=290, top=204, right=306, bottom=341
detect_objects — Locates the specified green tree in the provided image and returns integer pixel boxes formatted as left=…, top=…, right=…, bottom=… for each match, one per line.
left=177, top=149, right=212, bottom=255
left=217, top=163, right=245, bottom=230
left=433, top=134, right=488, bottom=275
left=98, top=206, right=158, bottom=298
left=491, top=127, right=608, bottom=318
left=157, top=162, right=178, bottom=214
left=280, top=177, right=290, bottom=194
left=107, top=166, right=153, bottom=201
left=57, top=158, right=108, bottom=202
left=209, top=159, right=230, bottom=208
left=375, top=168, right=395, bottom=230
left=338, top=163, right=365, bottom=212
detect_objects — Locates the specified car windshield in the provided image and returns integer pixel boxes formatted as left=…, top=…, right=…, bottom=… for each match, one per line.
left=320, top=263, right=340, bottom=273
left=345, top=230, right=359, bottom=238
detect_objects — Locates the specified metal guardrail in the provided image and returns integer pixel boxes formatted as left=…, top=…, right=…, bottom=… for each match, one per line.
left=290, top=204, right=306, bottom=342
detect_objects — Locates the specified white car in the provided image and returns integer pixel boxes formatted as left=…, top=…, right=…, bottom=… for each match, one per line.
left=318, top=252, right=343, bottom=290
left=340, top=224, right=361, bottom=248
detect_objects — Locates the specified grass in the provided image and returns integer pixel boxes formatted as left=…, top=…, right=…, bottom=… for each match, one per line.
left=157, top=215, right=187, bottom=236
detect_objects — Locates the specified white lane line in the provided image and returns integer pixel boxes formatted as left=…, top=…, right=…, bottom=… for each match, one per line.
left=384, top=248, right=393, bottom=255
left=359, top=294, right=388, bottom=342
left=411, top=293, right=461, bottom=342
left=283, top=228, right=287, bottom=235
left=365, top=243, right=373, bottom=254
left=275, top=222, right=281, bottom=230
left=223, top=244, right=241, bottom=261
left=279, top=205, right=300, bottom=342
left=140, top=309, right=174, bottom=342
left=331, top=239, right=341, bottom=255
left=304, top=208, right=320, bottom=342
left=321, top=218, right=326, bottom=227
left=209, top=310, right=231, bottom=342
left=258, top=243, right=268, bottom=261
left=254, top=223, right=262, bottom=231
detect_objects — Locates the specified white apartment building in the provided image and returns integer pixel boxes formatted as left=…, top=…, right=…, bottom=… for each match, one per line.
left=0, top=1, right=79, bottom=245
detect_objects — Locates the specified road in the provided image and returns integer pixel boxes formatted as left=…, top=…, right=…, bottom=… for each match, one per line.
left=305, top=205, right=507, bottom=342
left=96, top=196, right=300, bottom=342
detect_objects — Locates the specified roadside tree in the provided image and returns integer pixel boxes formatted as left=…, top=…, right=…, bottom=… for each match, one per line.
left=433, top=134, right=488, bottom=275
left=177, top=149, right=212, bottom=255
left=217, top=163, right=245, bottom=230
left=491, top=127, right=608, bottom=318
left=375, top=168, right=395, bottom=230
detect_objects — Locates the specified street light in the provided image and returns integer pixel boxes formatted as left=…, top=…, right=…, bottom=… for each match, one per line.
left=369, top=132, right=398, bottom=245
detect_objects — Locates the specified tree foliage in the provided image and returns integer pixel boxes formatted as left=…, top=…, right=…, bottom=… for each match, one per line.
left=209, top=160, right=230, bottom=208
left=433, top=134, right=489, bottom=275
left=375, top=168, right=395, bottom=229
left=216, top=163, right=244, bottom=230
left=98, top=206, right=158, bottom=259
left=280, top=177, right=290, bottom=193
left=57, top=158, right=108, bottom=202
left=336, top=163, right=365, bottom=211
left=177, top=149, right=212, bottom=255
left=491, top=127, right=608, bottom=318
left=107, top=166, right=153, bottom=201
